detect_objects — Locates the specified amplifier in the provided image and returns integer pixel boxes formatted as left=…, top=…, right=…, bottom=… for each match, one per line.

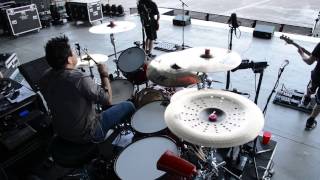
left=253, top=24, right=275, bottom=39
left=66, top=0, right=103, bottom=24
left=5, top=4, right=41, bottom=36
left=173, top=15, right=191, bottom=26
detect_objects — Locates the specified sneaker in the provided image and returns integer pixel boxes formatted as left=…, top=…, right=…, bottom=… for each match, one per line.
left=305, top=117, right=317, bottom=131
left=302, top=96, right=311, bottom=106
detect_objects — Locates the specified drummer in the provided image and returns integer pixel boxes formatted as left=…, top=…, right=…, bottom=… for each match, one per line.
left=40, top=35, right=135, bottom=143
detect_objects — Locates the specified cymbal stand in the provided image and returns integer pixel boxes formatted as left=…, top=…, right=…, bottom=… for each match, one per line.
left=178, top=0, right=188, bottom=50
left=110, top=33, right=120, bottom=77
left=194, top=148, right=228, bottom=179
left=197, top=73, right=214, bottom=89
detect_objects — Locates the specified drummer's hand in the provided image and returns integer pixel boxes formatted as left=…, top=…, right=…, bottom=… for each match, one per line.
left=97, top=63, right=108, bottom=76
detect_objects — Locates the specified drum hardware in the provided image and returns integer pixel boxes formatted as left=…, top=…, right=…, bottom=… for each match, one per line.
left=110, top=33, right=121, bottom=77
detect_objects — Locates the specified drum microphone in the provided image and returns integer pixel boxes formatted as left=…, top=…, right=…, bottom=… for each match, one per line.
left=280, top=59, right=289, bottom=70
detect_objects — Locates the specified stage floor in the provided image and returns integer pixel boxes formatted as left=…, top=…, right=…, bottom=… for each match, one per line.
left=1, top=9, right=320, bottom=180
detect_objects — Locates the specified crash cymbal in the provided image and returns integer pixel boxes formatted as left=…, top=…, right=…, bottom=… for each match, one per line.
left=176, top=47, right=242, bottom=73
left=165, top=89, right=264, bottom=148
left=77, top=54, right=109, bottom=67
left=147, top=52, right=200, bottom=87
left=89, top=21, right=136, bottom=34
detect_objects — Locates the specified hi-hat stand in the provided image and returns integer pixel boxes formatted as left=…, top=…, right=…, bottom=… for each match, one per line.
left=178, top=0, right=188, bottom=50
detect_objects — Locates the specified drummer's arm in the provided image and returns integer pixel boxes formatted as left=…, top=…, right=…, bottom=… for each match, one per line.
left=100, top=75, right=112, bottom=105
left=98, top=64, right=112, bottom=105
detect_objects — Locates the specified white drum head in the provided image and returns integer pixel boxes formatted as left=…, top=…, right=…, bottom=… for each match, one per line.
left=131, top=101, right=167, bottom=134
left=110, top=79, right=134, bottom=104
left=118, top=47, right=145, bottom=73
left=115, top=137, right=178, bottom=180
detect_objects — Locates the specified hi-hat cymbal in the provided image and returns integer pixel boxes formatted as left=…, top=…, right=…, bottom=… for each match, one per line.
left=147, top=52, right=200, bottom=87
left=165, top=89, right=264, bottom=148
left=89, top=21, right=136, bottom=34
left=176, top=47, right=242, bottom=73
left=77, top=54, right=109, bottom=67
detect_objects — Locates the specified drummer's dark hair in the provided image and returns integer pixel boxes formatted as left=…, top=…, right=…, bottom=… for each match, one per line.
left=45, top=35, right=73, bottom=70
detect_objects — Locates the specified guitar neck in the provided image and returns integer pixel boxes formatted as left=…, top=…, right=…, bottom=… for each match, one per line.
left=291, top=42, right=312, bottom=56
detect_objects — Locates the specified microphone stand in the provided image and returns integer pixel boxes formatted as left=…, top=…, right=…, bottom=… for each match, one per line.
left=178, top=0, right=188, bottom=50
left=263, top=65, right=287, bottom=114
left=248, top=63, right=284, bottom=180
left=226, top=25, right=237, bottom=90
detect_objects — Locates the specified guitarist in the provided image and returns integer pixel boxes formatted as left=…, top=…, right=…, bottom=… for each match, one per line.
left=298, top=42, right=320, bottom=130
left=137, top=0, right=160, bottom=58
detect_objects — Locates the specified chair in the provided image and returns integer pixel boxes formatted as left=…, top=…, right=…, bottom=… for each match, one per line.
left=49, top=135, right=99, bottom=180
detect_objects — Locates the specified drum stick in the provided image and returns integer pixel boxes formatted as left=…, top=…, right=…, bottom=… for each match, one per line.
left=81, top=48, right=98, bottom=65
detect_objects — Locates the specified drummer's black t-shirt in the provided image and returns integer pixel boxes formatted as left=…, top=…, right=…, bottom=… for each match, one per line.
left=40, top=68, right=109, bottom=143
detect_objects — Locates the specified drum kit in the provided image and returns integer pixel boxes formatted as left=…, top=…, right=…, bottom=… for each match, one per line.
left=86, top=20, right=265, bottom=179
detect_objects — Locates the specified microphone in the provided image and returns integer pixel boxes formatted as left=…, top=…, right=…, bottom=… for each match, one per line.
left=280, top=59, right=289, bottom=70
left=228, top=13, right=239, bottom=28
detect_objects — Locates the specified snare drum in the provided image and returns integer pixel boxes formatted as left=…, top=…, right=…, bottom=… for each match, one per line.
left=131, top=101, right=168, bottom=137
left=110, top=79, right=134, bottom=105
left=117, top=47, right=147, bottom=85
left=114, top=136, right=178, bottom=180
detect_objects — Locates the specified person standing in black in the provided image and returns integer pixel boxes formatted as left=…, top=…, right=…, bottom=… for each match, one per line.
left=299, top=43, right=320, bottom=130
left=137, top=0, right=160, bottom=58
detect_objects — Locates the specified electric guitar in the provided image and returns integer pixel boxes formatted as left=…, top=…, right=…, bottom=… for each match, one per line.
left=280, top=35, right=311, bottom=56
